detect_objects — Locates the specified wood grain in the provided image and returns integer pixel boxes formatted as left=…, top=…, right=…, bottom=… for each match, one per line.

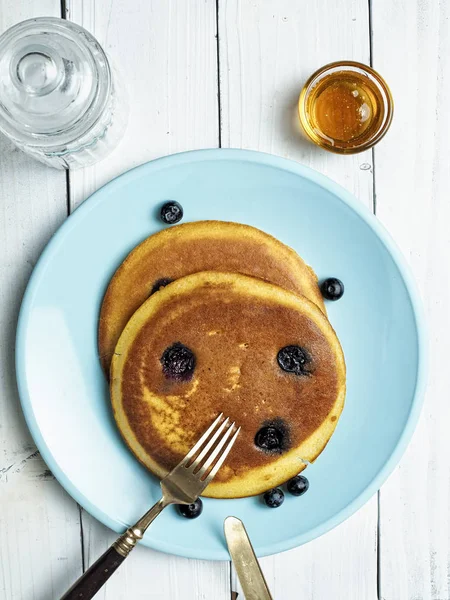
left=0, top=3, right=83, bottom=599
left=219, top=1, right=378, bottom=598
left=372, top=1, right=450, bottom=599
left=65, top=1, right=229, bottom=598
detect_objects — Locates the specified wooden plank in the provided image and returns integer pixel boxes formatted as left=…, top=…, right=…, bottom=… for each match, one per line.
left=65, top=1, right=229, bottom=598
left=372, top=1, right=450, bottom=599
left=67, top=0, right=220, bottom=209
left=219, top=0, right=375, bottom=201
left=231, top=510, right=378, bottom=599
left=0, top=3, right=83, bottom=599
left=219, top=1, right=379, bottom=598
left=82, top=518, right=230, bottom=600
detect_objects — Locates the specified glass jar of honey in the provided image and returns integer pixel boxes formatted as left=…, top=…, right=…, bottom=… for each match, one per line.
left=298, top=61, right=393, bottom=154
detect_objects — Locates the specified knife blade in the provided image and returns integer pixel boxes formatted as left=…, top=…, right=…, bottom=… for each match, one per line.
left=224, top=516, right=273, bottom=600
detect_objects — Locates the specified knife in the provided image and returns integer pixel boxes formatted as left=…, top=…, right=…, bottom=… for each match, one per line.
left=224, top=516, right=273, bottom=600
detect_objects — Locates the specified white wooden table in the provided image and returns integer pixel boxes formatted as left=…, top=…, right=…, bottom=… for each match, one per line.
left=0, top=1, right=448, bottom=599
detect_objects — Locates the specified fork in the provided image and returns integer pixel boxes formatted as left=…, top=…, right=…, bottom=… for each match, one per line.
left=61, top=414, right=240, bottom=600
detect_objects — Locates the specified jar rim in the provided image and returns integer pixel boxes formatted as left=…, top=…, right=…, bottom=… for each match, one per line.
left=298, top=60, right=394, bottom=154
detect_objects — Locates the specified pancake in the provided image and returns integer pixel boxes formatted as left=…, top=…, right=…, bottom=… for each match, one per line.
left=99, top=221, right=325, bottom=375
left=110, top=272, right=345, bottom=498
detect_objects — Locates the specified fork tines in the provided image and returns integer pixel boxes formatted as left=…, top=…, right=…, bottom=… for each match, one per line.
left=182, top=413, right=240, bottom=484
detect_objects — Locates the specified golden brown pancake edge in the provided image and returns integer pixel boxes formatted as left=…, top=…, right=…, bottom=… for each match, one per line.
left=110, top=271, right=345, bottom=498
left=99, top=220, right=325, bottom=375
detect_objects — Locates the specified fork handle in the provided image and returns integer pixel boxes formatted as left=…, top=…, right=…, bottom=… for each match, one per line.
left=60, top=499, right=166, bottom=600
left=60, top=545, right=125, bottom=600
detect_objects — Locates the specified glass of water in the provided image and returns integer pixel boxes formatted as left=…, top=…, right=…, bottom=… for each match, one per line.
left=0, top=17, right=128, bottom=169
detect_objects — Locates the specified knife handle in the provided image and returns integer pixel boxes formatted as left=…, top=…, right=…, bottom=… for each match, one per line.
left=60, top=545, right=126, bottom=599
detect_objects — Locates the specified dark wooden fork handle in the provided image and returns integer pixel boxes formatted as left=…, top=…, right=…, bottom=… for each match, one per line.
left=60, top=501, right=164, bottom=599
left=60, top=546, right=126, bottom=599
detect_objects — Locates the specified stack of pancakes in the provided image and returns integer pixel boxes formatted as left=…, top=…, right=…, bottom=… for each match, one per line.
left=100, top=221, right=346, bottom=498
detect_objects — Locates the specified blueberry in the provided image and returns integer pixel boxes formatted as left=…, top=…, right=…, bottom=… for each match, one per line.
left=160, top=342, right=196, bottom=381
left=150, top=277, right=173, bottom=295
left=255, top=427, right=283, bottom=452
left=255, top=419, right=290, bottom=454
left=287, top=475, right=309, bottom=497
left=177, top=498, right=203, bottom=519
left=263, top=488, right=285, bottom=508
left=277, top=345, right=312, bottom=376
left=321, top=277, right=344, bottom=301
left=160, top=201, right=183, bottom=224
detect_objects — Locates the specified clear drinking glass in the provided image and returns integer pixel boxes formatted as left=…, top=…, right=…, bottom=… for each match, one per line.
left=0, top=17, right=128, bottom=169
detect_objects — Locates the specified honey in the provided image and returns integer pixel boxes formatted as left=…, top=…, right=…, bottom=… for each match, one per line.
left=299, top=61, right=393, bottom=154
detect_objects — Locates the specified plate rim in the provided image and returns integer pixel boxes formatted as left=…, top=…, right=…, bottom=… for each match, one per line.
left=15, top=148, right=428, bottom=560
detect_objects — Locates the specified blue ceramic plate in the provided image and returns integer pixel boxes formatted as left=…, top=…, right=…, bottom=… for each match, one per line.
left=16, top=149, right=426, bottom=560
